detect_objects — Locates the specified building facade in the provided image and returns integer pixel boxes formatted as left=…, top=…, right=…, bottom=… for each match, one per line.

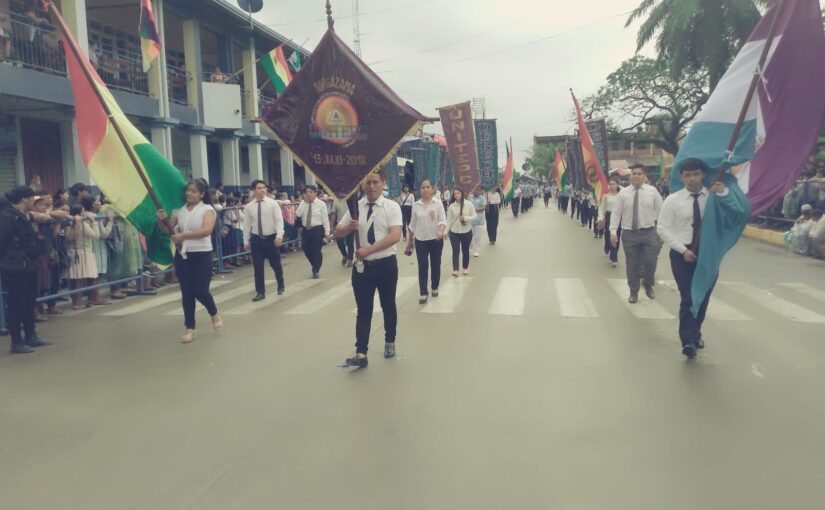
left=0, top=0, right=314, bottom=195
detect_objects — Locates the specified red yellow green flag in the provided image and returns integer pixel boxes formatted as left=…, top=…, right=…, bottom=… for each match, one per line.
left=571, top=90, right=608, bottom=201
left=261, top=46, right=293, bottom=94
left=138, top=0, right=161, bottom=72
left=53, top=3, right=185, bottom=267
left=502, top=138, right=515, bottom=201
left=554, top=148, right=567, bottom=189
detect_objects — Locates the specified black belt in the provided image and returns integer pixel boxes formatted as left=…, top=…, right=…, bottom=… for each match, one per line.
left=304, top=225, right=324, bottom=230
left=362, top=255, right=396, bottom=267
left=630, top=226, right=656, bottom=232
left=252, top=233, right=276, bottom=239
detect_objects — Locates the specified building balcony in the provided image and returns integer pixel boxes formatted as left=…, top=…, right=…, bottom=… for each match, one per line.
left=3, top=10, right=66, bottom=76
left=167, top=64, right=189, bottom=105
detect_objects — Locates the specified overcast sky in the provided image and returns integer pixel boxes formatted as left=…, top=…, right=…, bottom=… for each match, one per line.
left=251, top=0, right=653, bottom=169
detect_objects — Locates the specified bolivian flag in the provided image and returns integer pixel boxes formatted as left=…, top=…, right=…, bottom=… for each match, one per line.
left=261, top=45, right=293, bottom=94
left=502, top=138, right=515, bottom=202
left=55, top=5, right=185, bottom=266
left=139, top=0, right=161, bottom=72
left=554, top=148, right=567, bottom=189
left=571, top=90, right=608, bottom=201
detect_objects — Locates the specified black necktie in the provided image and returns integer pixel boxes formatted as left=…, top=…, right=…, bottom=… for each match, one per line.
left=690, top=193, right=701, bottom=252
left=306, top=200, right=313, bottom=228
left=366, top=203, right=376, bottom=244
left=257, top=200, right=263, bottom=236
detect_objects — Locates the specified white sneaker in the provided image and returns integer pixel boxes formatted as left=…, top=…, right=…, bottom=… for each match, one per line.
left=611, top=262, right=617, bottom=268
left=473, top=252, right=479, bottom=257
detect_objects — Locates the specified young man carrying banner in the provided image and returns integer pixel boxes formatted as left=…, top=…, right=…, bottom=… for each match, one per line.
left=335, top=172, right=403, bottom=368
left=657, top=159, right=730, bottom=359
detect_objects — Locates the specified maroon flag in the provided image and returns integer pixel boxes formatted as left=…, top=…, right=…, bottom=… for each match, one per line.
left=438, top=102, right=481, bottom=194
left=262, top=27, right=428, bottom=199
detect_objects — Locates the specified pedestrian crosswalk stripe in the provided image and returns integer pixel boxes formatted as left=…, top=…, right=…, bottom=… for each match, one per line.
left=606, top=279, right=675, bottom=319
left=488, top=277, right=527, bottom=316
left=223, top=279, right=322, bottom=315
left=350, top=276, right=418, bottom=314
left=422, top=276, right=473, bottom=314
left=102, top=281, right=231, bottom=316
left=165, top=281, right=273, bottom=315
left=657, top=280, right=751, bottom=321
left=721, top=281, right=825, bottom=323
left=285, top=281, right=352, bottom=315
left=778, top=282, right=825, bottom=305
left=555, top=278, right=599, bottom=318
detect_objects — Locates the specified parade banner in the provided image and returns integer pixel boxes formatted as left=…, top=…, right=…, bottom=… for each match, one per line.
left=566, top=137, right=588, bottom=192
left=386, top=154, right=401, bottom=198
left=262, top=26, right=427, bottom=200
left=586, top=119, right=609, bottom=179
left=438, top=102, right=481, bottom=194
left=474, top=119, right=499, bottom=191
left=424, top=141, right=440, bottom=185
left=411, top=148, right=426, bottom=191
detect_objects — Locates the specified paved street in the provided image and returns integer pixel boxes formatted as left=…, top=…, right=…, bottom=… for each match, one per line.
left=2, top=202, right=825, bottom=509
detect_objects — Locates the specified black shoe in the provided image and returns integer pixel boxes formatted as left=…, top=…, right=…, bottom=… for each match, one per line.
left=341, top=257, right=347, bottom=266
left=696, top=338, right=705, bottom=349
left=10, top=344, right=35, bottom=354
left=384, top=343, right=396, bottom=359
left=645, top=286, right=655, bottom=299
left=277, top=286, right=285, bottom=296
left=682, top=342, right=697, bottom=360
left=252, top=293, right=266, bottom=302
left=25, top=336, right=51, bottom=348
left=346, top=354, right=368, bottom=368
left=312, top=272, right=320, bottom=279
left=628, top=293, right=638, bottom=304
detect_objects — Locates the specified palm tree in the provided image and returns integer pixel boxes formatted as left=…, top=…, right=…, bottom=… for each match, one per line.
left=626, top=0, right=767, bottom=91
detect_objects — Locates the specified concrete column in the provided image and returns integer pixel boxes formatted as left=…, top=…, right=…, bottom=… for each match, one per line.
left=242, top=37, right=260, bottom=123
left=148, top=0, right=170, bottom=118
left=62, top=0, right=89, bottom=55
left=182, top=19, right=204, bottom=121
left=151, top=125, right=174, bottom=160
left=279, top=145, right=295, bottom=195
left=247, top=141, right=264, bottom=182
left=60, top=120, right=90, bottom=186
left=220, top=135, right=241, bottom=191
left=189, top=132, right=209, bottom=181
left=304, top=166, right=316, bottom=186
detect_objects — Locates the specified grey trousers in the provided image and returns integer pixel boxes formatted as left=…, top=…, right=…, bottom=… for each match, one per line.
left=621, top=228, right=660, bottom=293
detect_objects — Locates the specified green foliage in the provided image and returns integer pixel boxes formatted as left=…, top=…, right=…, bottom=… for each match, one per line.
left=626, top=0, right=765, bottom=91
left=524, top=143, right=558, bottom=181
left=584, top=56, right=709, bottom=155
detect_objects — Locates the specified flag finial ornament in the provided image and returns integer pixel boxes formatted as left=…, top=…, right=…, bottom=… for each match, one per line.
left=326, top=0, right=334, bottom=29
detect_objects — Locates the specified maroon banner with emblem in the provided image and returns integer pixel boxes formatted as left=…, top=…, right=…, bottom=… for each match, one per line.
left=438, top=102, right=481, bottom=194
left=261, top=28, right=427, bottom=199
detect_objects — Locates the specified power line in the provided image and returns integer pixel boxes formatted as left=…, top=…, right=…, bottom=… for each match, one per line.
left=374, top=9, right=635, bottom=74
left=261, top=0, right=441, bottom=27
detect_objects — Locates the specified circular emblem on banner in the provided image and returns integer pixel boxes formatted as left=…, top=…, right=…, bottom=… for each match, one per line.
left=311, top=92, right=360, bottom=146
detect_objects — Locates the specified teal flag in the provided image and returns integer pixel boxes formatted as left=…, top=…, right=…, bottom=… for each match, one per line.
left=386, top=155, right=401, bottom=198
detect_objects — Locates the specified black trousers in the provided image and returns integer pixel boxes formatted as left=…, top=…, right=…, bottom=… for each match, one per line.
left=302, top=226, right=324, bottom=273
left=570, top=198, right=578, bottom=218
left=415, top=239, right=443, bottom=296
left=670, top=250, right=715, bottom=347
left=544, top=194, right=550, bottom=207
left=251, top=235, right=284, bottom=294
left=559, top=196, right=569, bottom=213
left=485, top=205, right=500, bottom=243
left=352, top=256, right=398, bottom=354
left=336, top=231, right=355, bottom=261
left=174, top=251, right=218, bottom=329
left=604, top=212, right=620, bottom=263
left=401, top=205, right=413, bottom=239
left=511, top=197, right=521, bottom=217
left=1, top=269, right=37, bottom=344
left=449, top=231, right=473, bottom=271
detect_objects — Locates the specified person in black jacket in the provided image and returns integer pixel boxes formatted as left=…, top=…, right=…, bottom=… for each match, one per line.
left=0, top=186, right=51, bottom=354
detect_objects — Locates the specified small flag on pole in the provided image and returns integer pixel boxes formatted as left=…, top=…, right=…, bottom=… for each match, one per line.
left=287, top=50, right=302, bottom=73
left=261, top=45, right=293, bottom=94
left=502, top=138, right=515, bottom=202
left=138, top=0, right=162, bottom=72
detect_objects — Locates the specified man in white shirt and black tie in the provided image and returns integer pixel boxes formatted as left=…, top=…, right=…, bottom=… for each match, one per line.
left=611, top=163, right=664, bottom=303
left=335, top=171, right=403, bottom=368
left=295, top=185, right=330, bottom=279
left=657, top=158, right=727, bottom=360
left=243, top=180, right=285, bottom=301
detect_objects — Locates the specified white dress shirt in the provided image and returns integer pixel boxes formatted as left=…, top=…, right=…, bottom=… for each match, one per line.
left=296, top=198, right=331, bottom=235
left=656, top=187, right=710, bottom=254
left=242, top=196, right=285, bottom=244
left=597, top=192, right=620, bottom=222
left=337, top=195, right=403, bottom=260
left=486, top=191, right=502, bottom=205
left=409, top=198, right=447, bottom=241
left=610, top=183, right=663, bottom=234
left=398, top=192, right=415, bottom=207
left=447, top=199, right=477, bottom=234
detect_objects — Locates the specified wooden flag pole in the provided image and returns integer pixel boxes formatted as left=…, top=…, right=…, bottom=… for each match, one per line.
left=46, top=1, right=167, bottom=217
left=719, top=0, right=788, bottom=180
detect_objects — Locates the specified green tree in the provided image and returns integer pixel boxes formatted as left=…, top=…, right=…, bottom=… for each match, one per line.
left=584, top=56, right=709, bottom=155
left=626, top=0, right=766, bottom=91
left=524, top=143, right=558, bottom=181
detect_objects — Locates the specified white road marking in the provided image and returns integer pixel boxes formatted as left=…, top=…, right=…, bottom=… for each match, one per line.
left=165, top=281, right=273, bottom=315
left=350, top=276, right=418, bottom=314
left=606, top=279, right=675, bottom=319
left=285, top=281, right=352, bottom=315
left=778, top=282, right=825, bottom=305
left=223, top=279, right=322, bottom=315
left=555, top=278, right=598, bottom=317
left=488, top=277, right=528, bottom=316
left=422, top=276, right=474, bottom=314
left=721, top=281, right=825, bottom=323
left=657, top=280, right=751, bottom=321
left=103, top=281, right=230, bottom=316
